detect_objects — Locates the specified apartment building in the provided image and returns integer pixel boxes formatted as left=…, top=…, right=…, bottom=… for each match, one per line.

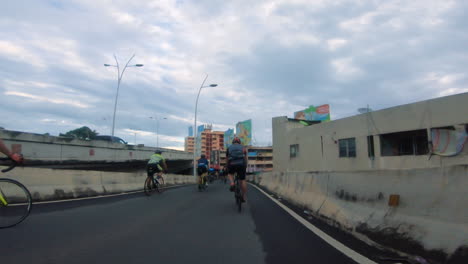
left=246, top=146, right=273, bottom=173
left=185, top=126, right=225, bottom=162
left=184, top=136, right=195, bottom=153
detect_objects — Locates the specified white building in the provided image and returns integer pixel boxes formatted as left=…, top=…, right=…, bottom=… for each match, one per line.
left=263, top=92, right=468, bottom=261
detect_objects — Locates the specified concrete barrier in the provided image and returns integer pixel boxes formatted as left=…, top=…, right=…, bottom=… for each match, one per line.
left=249, top=166, right=468, bottom=263
left=1, top=166, right=197, bottom=201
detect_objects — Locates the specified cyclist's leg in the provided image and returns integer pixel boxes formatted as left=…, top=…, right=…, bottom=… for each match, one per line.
left=227, top=166, right=236, bottom=191
left=202, top=172, right=207, bottom=185
left=156, top=171, right=164, bottom=184
left=238, top=166, right=247, bottom=202
left=146, top=165, right=156, bottom=188
left=156, top=171, right=162, bottom=184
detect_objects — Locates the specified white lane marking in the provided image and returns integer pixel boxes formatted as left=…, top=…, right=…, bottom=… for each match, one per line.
left=32, top=184, right=192, bottom=205
left=250, top=184, right=377, bottom=264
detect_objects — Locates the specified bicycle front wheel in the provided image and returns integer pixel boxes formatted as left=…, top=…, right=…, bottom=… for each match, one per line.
left=156, top=176, right=165, bottom=193
left=0, top=179, right=32, bottom=228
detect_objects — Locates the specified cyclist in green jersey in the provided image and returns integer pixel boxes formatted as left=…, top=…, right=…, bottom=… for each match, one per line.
left=147, top=150, right=168, bottom=180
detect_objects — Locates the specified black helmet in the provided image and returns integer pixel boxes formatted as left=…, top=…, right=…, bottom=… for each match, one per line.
left=201, top=154, right=206, bottom=158
left=155, top=150, right=162, bottom=154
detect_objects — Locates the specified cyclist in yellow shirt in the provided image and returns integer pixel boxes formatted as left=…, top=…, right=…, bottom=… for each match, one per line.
left=147, top=150, right=167, bottom=183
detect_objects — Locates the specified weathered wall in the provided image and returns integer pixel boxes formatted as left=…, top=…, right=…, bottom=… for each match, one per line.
left=250, top=167, right=468, bottom=262
left=273, top=92, right=468, bottom=173
left=0, top=129, right=192, bottom=162
left=1, top=166, right=197, bottom=201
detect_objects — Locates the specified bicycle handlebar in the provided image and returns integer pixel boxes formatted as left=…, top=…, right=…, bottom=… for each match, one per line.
left=0, top=157, right=18, bottom=173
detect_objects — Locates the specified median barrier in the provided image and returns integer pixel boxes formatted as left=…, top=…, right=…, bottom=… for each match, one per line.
left=1, top=166, right=196, bottom=201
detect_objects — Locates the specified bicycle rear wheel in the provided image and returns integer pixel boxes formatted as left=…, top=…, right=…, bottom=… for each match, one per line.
left=0, top=179, right=32, bottom=228
left=144, top=177, right=156, bottom=196
left=235, top=179, right=242, bottom=213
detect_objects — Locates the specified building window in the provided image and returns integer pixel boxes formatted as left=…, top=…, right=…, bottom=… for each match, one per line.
left=367, top=136, right=375, bottom=158
left=339, top=138, right=356, bottom=157
left=380, top=129, right=428, bottom=156
left=290, top=144, right=299, bottom=158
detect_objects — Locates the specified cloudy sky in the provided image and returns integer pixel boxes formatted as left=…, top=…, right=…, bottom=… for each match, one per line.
left=1, top=0, right=467, bottom=150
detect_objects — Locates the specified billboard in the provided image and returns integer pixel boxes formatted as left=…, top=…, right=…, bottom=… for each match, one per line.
left=224, top=128, right=234, bottom=149
left=294, top=104, right=330, bottom=122
left=236, top=119, right=252, bottom=146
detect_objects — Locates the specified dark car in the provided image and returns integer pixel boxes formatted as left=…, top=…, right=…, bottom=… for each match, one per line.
left=93, top=135, right=127, bottom=144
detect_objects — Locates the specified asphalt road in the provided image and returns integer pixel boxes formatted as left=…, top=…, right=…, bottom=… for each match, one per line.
left=0, top=181, right=368, bottom=264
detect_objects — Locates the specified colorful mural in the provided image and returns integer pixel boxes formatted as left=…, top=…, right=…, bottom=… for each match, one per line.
left=294, top=104, right=331, bottom=121
left=236, top=119, right=252, bottom=146
left=224, top=128, right=235, bottom=149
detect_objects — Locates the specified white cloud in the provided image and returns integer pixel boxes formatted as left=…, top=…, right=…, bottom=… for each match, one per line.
left=0, top=40, right=46, bottom=68
left=331, top=57, right=364, bottom=80
left=327, top=38, right=348, bottom=51
left=5, top=91, right=90, bottom=108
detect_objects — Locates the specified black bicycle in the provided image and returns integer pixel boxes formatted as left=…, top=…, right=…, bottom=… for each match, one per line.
left=234, top=173, right=243, bottom=213
left=144, top=174, right=164, bottom=196
left=0, top=157, right=32, bottom=228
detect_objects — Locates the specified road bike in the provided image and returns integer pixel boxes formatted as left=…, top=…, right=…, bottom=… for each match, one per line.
left=0, top=157, right=32, bottom=228
left=233, top=173, right=243, bottom=213
left=198, top=173, right=208, bottom=192
left=144, top=173, right=165, bottom=196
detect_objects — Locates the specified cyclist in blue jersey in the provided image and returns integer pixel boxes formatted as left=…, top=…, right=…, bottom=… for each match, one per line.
left=226, top=137, right=247, bottom=202
left=197, top=154, right=209, bottom=187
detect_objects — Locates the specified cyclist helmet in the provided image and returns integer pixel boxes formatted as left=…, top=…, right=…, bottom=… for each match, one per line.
left=232, top=137, right=241, bottom=144
left=201, top=154, right=206, bottom=158
left=155, top=150, right=162, bottom=154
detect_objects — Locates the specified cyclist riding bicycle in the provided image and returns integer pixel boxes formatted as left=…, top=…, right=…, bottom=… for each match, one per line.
left=0, top=138, right=23, bottom=163
left=197, top=154, right=209, bottom=187
left=147, top=150, right=167, bottom=182
left=227, top=137, right=247, bottom=202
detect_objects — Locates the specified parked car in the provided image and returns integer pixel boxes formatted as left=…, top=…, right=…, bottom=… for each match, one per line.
left=93, top=135, right=127, bottom=144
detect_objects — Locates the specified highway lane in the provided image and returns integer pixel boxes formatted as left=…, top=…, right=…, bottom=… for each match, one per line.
left=0, top=181, right=370, bottom=264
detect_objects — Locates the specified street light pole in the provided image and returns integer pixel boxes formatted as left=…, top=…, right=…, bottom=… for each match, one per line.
left=157, top=117, right=167, bottom=148
left=104, top=54, right=143, bottom=136
left=149, top=116, right=167, bottom=148
left=193, top=74, right=218, bottom=179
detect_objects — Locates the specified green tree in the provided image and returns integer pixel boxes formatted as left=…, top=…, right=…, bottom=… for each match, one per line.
left=60, top=126, right=98, bottom=140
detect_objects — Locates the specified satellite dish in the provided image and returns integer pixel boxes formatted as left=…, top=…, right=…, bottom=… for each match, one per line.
left=358, top=107, right=372, bottom=114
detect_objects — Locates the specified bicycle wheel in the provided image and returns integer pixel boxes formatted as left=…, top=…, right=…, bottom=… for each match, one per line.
left=235, top=180, right=242, bottom=213
left=0, top=179, right=32, bottom=228
left=156, top=175, right=165, bottom=193
left=144, top=177, right=155, bottom=196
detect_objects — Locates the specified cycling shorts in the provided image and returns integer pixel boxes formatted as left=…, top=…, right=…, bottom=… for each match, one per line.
left=228, top=164, right=246, bottom=180
left=147, top=163, right=162, bottom=177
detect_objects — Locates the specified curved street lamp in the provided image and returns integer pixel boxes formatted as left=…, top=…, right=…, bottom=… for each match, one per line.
left=193, top=74, right=218, bottom=178
left=104, top=54, right=144, bottom=136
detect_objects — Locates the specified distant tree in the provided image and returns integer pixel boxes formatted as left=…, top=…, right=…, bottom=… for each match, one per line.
left=60, top=126, right=98, bottom=140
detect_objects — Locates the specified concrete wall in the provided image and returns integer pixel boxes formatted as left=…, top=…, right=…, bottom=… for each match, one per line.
left=273, top=92, right=468, bottom=172
left=268, top=93, right=468, bottom=262
left=0, top=129, right=192, bottom=162
left=1, top=166, right=197, bottom=201
left=250, top=168, right=468, bottom=261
